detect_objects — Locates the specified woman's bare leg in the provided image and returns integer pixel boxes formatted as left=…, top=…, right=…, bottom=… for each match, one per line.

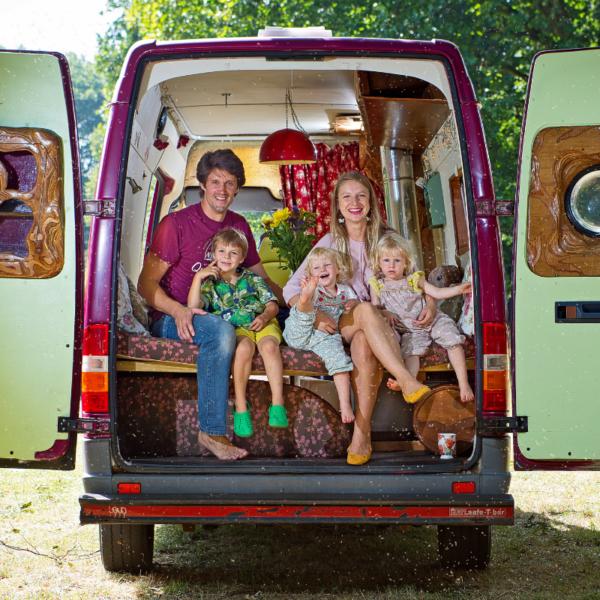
left=340, top=303, right=425, bottom=396
left=232, top=336, right=255, bottom=413
left=346, top=330, right=383, bottom=455
left=257, top=335, right=284, bottom=406
left=387, top=355, right=420, bottom=391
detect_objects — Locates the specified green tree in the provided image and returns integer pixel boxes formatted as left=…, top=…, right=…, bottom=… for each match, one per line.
left=66, top=53, right=107, bottom=195
left=95, top=0, right=600, bottom=291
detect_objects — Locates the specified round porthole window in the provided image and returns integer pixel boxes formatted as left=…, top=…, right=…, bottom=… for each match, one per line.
left=565, top=165, right=600, bottom=237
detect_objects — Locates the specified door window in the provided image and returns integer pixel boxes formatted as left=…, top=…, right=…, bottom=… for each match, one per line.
left=0, top=127, right=64, bottom=279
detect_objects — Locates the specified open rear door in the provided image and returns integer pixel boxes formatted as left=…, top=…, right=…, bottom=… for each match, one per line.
left=513, top=48, right=600, bottom=469
left=0, top=51, right=83, bottom=469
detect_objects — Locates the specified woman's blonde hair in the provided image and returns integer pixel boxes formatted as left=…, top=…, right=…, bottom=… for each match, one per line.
left=329, top=171, right=388, bottom=278
left=372, top=232, right=415, bottom=277
left=305, top=247, right=350, bottom=283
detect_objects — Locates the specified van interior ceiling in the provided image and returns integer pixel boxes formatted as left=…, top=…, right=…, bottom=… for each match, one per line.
left=115, top=57, right=474, bottom=469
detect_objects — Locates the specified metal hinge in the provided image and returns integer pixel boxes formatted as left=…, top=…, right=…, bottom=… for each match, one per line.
left=479, top=416, right=528, bottom=434
left=83, top=200, right=116, bottom=217
left=474, top=200, right=515, bottom=217
left=58, top=417, right=110, bottom=434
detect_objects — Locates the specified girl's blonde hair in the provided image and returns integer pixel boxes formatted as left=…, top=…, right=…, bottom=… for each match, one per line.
left=372, top=232, right=415, bottom=277
left=329, top=171, right=388, bottom=279
left=305, top=247, right=350, bottom=283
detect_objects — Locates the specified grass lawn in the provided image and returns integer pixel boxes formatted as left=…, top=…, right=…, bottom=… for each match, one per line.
left=1, top=446, right=600, bottom=600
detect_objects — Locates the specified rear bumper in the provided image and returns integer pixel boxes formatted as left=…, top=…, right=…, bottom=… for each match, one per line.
left=80, top=493, right=514, bottom=526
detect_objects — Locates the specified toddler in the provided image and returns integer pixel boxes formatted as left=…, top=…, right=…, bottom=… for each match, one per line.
left=283, top=247, right=359, bottom=423
left=188, top=227, right=287, bottom=437
left=369, top=233, right=474, bottom=402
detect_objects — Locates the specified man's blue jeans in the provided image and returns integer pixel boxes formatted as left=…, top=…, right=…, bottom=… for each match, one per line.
left=151, top=313, right=236, bottom=436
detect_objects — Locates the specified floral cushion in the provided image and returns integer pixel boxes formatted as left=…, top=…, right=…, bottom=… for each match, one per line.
left=117, top=261, right=150, bottom=336
left=117, top=331, right=475, bottom=374
left=458, top=263, right=474, bottom=336
left=116, top=374, right=349, bottom=458
left=177, top=380, right=349, bottom=458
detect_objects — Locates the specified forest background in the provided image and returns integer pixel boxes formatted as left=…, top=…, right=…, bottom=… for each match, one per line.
left=18, top=0, right=600, bottom=286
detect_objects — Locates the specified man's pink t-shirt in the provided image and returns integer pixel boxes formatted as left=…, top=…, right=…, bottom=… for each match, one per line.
left=148, top=202, right=260, bottom=321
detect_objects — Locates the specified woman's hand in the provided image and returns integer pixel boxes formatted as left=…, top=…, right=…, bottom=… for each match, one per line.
left=381, top=310, right=398, bottom=328
left=314, top=310, right=338, bottom=335
left=248, top=314, right=269, bottom=332
left=174, top=305, right=208, bottom=342
left=194, top=260, right=221, bottom=282
left=343, top=299, right=360, bottom=313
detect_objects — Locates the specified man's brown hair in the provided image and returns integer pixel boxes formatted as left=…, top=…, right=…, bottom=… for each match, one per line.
left=196, top=149, right=246, bottom=194
left=211, top=227, right=249, bottom=258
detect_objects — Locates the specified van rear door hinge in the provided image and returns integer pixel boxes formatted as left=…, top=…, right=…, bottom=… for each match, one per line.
left=58, top=417, right=110, bottom=434
left=83, top=200, right=116, bottom=217
left=474, top=200, right=515, bottom=217
left=478, top=416, right=528, bottom=434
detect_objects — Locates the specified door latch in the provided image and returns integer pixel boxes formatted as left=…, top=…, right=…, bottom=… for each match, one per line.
left=83, top=200, right=116, bottom=217
left=58, top=417, right=110, bottom=434
left=478, top=416, right=528, bottom=434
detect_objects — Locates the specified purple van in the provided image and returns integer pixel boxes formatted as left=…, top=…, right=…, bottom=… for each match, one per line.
left=5, top=28, right=590, bottom=574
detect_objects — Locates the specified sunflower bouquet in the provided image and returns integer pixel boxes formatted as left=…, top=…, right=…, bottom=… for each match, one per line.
left=261, top=206, right=318, bottom=273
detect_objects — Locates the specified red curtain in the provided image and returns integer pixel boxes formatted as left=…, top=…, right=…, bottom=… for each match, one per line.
left=279, top=142, right=386, bottom=239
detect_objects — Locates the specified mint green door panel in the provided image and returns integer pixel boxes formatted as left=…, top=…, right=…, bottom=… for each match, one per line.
left=515, top=49, right=600, bottom=461
left=0, top=52, right=79, bottom=464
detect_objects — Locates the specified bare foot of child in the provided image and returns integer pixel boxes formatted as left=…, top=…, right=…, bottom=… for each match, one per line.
left=339, top=402, right=355, bottom=424
left=198, top=432, right=248, bottom=460
left=386, top=377, right=401, bottom=392
left=459, top=383, right=475, bottom=403
left=300, top=275, right=320, bottom=303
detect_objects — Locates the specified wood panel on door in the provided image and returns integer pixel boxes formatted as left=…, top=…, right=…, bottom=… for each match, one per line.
left=527, top=126, right=600, bottom=277
left=0, top=127, right=64, bottom=279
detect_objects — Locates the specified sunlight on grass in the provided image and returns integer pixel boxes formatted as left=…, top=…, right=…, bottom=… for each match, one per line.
left=1, top=444, right=600, bottom=599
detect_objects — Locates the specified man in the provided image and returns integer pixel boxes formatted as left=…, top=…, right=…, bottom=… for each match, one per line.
left=138, top=149, right=284, bottom=460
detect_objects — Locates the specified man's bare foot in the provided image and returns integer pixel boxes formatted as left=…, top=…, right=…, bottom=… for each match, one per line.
left=387, top=378, right=401, bottom=392
left=339, top=402, right=355, bottom=424
left=347, top=426, right=370, bottom=456
left=198, top=432, right=248, bottom=460
left=460, top=383, right=475, bottom=403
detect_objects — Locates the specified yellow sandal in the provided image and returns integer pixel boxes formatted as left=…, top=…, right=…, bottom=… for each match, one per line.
left=402, top=385, right=431, bottom=404
left=347, top=445, right=372, bottom=466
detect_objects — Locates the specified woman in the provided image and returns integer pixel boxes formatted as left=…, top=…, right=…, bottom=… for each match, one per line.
left=283, top=171, right=436, bottom=465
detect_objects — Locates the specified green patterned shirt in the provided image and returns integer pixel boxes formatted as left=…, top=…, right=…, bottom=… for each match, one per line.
left=200, top=269, right=276, bottom=328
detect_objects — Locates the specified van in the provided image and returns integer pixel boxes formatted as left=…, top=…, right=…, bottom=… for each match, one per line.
left=2, top=30, right=593, bottom=574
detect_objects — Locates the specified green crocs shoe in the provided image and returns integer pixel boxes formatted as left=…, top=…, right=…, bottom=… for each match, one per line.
left=268, top=404, right=288, bottom=428
left=233, top=405, right=253, bottom=438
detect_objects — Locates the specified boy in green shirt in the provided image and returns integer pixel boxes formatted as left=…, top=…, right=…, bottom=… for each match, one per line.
left=188, top=228, right=287, bottom=437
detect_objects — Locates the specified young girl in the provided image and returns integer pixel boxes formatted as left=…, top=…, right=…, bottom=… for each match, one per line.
left=187, top=227, right=287, bottom=437
left=369, top=232, right=474, bottom=402
left=283, top=247, right=360, bottom=423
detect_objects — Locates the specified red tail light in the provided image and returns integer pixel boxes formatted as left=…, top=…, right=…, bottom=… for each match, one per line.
left=83, top=324, right=108, bottom=356
left=82, top=324, right=109, bottom=416
left=482, top=323, right=508, bottom=412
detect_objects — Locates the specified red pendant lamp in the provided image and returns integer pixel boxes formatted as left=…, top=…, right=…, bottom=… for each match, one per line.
left=259, top=89, right=317, bottom=165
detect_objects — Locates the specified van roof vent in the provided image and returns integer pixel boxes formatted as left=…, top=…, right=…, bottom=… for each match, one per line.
left=258, top=26, right=333, bottom=38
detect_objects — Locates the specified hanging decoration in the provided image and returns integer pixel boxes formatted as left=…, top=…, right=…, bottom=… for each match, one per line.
left=259, top=89, right=317, bottom=165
